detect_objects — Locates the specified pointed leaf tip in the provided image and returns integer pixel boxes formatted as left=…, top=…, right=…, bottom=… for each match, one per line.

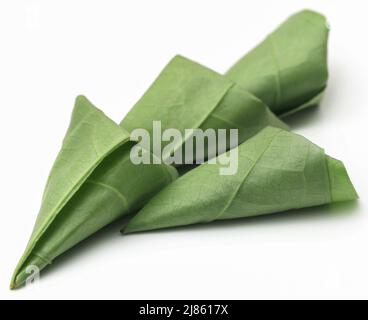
left=11, top=253, right=48, bottom=289
left=122, top=222, right=146, bottom=234
left=123, top=128, right=358, bottom=233
left=326, top=156, right=358, bottom=202
left=11, top=95, right=131, bottom=288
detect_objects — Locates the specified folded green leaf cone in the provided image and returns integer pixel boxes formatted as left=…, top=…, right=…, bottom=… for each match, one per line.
left=121, top=9, right=329, bottom=162
left=11, top=9, right=330, bottom=289
left=124, top=127, right=358, bottom=234
left=226, top=9, right=329, bottom=116
left=10, top=96, right=177, bottom=289
left=121, top=55, right=287, bottom=163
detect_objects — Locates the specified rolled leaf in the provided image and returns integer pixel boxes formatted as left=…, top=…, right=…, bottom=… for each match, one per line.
left=121, top=9, right=329, bottom=159
left=124, top=127, right=357, bottom=234
left=11, top=96, right=177, bottom=288
left=121, top=55, right=287, bottom=163
left=226, top=10, right=329, bottom=116
left=12, top=10, right=330, bottom=288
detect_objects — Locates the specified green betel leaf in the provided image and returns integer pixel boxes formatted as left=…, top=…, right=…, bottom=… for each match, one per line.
left=124, top=127, right=358, bottom=234
left=11, top=96, right=177, bottom=288
left=226, top=10, right=329, bottom=116
left=12, top=10, right=331, bottom=288
left=121, top=9, right=329, bottom=160
left=121, top=55, right=287, bottom=163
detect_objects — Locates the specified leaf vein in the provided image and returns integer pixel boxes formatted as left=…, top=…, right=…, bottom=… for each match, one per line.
left=212, top=130, right=282, bottom=221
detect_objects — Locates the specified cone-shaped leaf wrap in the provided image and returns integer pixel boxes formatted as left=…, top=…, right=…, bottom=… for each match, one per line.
left=121, top=55, right=287, bottom=163
left=12, top=10, right=331, bottom=288
left=11, top=97, right=177, bottom=288
left=121, top=10, right=329, bottom=159
left=226, top=10, right=329, bottom=116
left=124, top=127, right=357, bottom=234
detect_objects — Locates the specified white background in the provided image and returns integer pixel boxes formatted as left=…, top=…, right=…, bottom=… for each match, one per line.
left=0, top=0, right=367, bottom=299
